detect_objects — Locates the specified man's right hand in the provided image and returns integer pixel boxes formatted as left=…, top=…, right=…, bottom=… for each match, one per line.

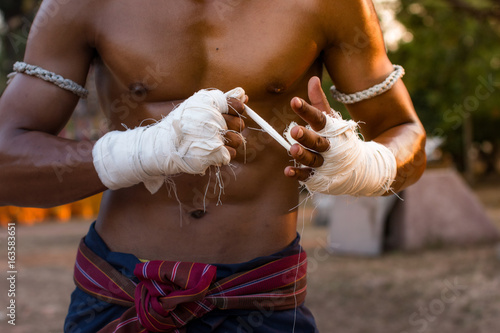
left=92, top=89, right=247, bottom=194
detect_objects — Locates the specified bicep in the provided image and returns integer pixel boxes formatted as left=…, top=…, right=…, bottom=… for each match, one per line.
left=0, top=0, right=94, bottom=135
left=322, top=0, right=418, bottom=140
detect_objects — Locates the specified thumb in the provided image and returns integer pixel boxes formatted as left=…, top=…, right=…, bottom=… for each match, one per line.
left=308, top=76, right=331, bottom=114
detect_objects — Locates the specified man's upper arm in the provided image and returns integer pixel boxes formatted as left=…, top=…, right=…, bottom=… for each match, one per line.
left=0, top=0, right=95, bottom=135
left=321, top=0, right=420, bottom=140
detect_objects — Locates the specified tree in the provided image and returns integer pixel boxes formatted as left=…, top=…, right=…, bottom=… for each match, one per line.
left=389, top=0, right=500, bottom=180
left=0, top=0, right=39, bottom=91
left=444, top=0, right=500, bottom=21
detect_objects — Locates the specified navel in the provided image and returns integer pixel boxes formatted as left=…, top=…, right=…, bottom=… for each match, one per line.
left=190, top=209, right=207, bottom=219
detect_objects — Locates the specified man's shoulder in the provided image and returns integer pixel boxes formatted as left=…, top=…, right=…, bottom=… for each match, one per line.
left=35, top=0, right=101, bottom=25
left=25, top=0, right=104, bottom=54
left=38, top=0, right=99, bottom=13
left=309, top=0, right=369, bottom=12
left=29, top=0, right=104, bottom=45
left=312, top=0, right=377, bottom=23
left=312, top=0, right=381, bottom=46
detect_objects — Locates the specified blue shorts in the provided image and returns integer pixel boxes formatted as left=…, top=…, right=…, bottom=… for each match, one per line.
left=64, top=223, right=319, bottom=333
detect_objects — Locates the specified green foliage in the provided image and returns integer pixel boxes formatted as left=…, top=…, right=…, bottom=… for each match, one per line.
left=321, top=68, right=350, bottom=120
left=0, top=0, right=39, bottom=93
left=389, top=0, right=500, bottom=166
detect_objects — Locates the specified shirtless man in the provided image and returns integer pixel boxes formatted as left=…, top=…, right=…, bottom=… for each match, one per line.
left=0, top=0, right=426, bottom=332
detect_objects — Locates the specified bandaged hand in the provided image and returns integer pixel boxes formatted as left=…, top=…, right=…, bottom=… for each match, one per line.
left=284, top=78, right=397, bottom=197
left=93, top=89, right=246, bottom=194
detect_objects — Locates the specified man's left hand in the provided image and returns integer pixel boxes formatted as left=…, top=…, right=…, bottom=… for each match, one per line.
left=284, top=76, right=331, bottom=181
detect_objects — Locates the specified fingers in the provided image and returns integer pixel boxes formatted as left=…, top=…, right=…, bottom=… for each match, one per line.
left=224, top=130, right=244, bottom=150
left=286, top=77, right=333, bottom=181
left=289, top=143, right=324, bottom=168
left=290, top=76, right=333, bottom=132
left=222, top=116, right=245, bottom=160
left=291, top=97, right=327, bottom=132
left=284, top=126, right=330, bottom=181
left=223, top=96, right=247, bottom=160
left=225, top=146, right=237, bottom=159
left=287, top=123, right=329, bottom=171
left=227, top=96, right=247, bottom=116
left=289, top=125, right=330, bottom=153
left=224, top=97, right=246, bottom=132
left=223, top=112, right=245, bottom=134
left=284, top=166, right=314, bottom=182
left=307, top=76, right=331, bottom=113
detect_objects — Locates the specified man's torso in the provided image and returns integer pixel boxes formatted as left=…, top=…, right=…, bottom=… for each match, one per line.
left=88, top=0, right=329, bottom=263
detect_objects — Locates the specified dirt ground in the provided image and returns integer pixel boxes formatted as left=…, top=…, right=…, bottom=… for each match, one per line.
left=0, top=182, right=499, bottom=333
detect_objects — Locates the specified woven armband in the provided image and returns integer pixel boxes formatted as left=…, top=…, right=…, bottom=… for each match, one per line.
left=7, top=62, right=89, bottom=99
left=330, top=64, right=405, bottom=104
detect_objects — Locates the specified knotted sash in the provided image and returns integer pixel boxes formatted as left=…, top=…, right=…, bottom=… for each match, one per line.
left=74, top=239, right=307, bottom=332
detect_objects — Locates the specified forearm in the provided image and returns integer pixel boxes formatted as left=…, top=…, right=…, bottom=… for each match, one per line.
left=0, top=129, right=106, bottom=208
left=343, top=81, right=427, bottom=194
left=373, top=121, right=426, bottom=194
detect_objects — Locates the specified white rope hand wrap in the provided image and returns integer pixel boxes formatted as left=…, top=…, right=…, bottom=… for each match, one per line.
left=286, top=112, right=397, bottom=197
left=93, top=89, right=235, bottom=194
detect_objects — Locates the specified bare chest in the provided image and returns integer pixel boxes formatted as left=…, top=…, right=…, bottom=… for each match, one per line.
left=93, top=1, right=324, bottom=102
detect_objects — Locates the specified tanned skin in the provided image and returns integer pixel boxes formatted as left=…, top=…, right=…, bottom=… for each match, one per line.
left=0, top=0, right=425, bottom=263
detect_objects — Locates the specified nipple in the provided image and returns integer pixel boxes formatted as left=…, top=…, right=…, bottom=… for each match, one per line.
left=266, top=82, right=286, bottom=95
left=129, top=82, right=149, bottom=98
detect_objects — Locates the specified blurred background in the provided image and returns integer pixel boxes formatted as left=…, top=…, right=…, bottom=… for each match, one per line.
left=0, top=0, right=499, bottom=332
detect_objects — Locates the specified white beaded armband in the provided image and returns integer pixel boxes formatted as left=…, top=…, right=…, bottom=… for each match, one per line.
left=7, top=62, right=89, bottom=99
left=330, top=64, right=405, bottom=104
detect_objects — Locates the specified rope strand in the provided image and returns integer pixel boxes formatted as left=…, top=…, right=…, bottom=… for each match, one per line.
left=7, top=62, right=89, bottom=99
left=330, top=64, right=404, bottom=104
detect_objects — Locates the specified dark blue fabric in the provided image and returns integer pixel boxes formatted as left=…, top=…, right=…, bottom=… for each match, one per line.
left=64, top=222, right=319, bottom=333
